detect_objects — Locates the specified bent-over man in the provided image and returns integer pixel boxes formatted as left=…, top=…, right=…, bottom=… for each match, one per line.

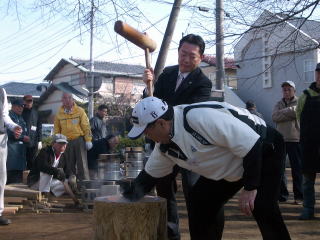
left=121, top=97, right=291, bottom=240
left=28, top=134, right=79, bottom=205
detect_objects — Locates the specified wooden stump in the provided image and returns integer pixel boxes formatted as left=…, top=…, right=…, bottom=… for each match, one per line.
left=94, top=195, right=167, bottom=240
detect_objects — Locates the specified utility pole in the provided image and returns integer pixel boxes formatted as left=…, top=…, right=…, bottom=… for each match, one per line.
left=153, top=0, right=182, bottom=81
left=88, top=0, right=95, bottom=118
left=215, top=0, right=225, bottom=91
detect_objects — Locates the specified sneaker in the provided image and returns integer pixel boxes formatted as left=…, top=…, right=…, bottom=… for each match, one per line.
left=294, top=199, right=303, bottom=205
left=0, top=216, right=11, bottom=225
left=299, top=209, right=315, bottom=220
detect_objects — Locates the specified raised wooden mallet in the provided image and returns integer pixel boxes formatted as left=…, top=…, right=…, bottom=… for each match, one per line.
left=114, top=20, right=157, bottom=96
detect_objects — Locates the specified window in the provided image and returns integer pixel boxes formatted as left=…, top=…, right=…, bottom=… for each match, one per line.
left=304, top=59, right=316, bottom=83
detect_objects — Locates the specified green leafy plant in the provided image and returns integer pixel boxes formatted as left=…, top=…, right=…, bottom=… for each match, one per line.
left=42, top=136, right=53, bottom=147
left=116, top=134, right=145, bottom=152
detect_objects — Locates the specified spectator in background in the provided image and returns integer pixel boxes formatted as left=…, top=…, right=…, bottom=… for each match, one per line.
left=87, top=134, right=120, bottom=179
left=54, top=92, right=92, bottom=181
left=90, top=104, right=109, bottom=141
left=22, top=95, right=42, bottom=170
left=27, top=134, right=79, bottom=205
left=272, top=81, right=303, bottom=205
left=0, top=88, right=22, bottom=225
left=6, top=99, right=30, bottom=184
left=296, top=63, right=320, bottom=220
left=246, top=100, right=263, bottom=119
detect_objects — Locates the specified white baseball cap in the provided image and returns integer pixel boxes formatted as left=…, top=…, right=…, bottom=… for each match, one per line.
left=281, top=81, right=295, bottom=89
left=128, top=97, right=169, bottom=139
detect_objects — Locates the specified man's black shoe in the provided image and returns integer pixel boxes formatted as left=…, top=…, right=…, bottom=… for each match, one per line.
left=0, top=216, right=11, bottom=225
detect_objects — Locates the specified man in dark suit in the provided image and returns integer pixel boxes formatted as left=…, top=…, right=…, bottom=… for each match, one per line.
left=143, top=34, right=215, bottom=240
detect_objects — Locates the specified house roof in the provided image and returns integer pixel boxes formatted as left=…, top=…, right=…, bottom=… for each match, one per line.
left=44, top=58, right=145, bottom=81
left=0, top=82, right=49, bottom=98
left=202, top=55, right=237, bottom=69
left=72, top=58, right=145, bottom=76
left=287, top=18, right=320, bottom=42
left=234, top=10, right=320, bottom=61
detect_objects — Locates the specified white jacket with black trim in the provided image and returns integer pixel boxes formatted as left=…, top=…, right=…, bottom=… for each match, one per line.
left=145, top=101, right=266, bottom=184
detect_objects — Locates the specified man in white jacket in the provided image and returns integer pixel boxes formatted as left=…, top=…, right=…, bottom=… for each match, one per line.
left=121, top=97, right=291, bottom=240
left=0, top=88, right=22, bottom=225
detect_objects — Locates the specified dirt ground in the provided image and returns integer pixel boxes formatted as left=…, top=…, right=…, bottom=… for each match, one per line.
left=1, top=171, right=320, bottom=240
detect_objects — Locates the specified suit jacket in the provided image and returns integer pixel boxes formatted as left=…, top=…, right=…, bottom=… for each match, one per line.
left=22, top=107, right=42, bottom=147
left=153, top=65, right=212, bottom=105
left=87, top=138, right=111, bottom=170
left=27, top=146, right=69, bottom=186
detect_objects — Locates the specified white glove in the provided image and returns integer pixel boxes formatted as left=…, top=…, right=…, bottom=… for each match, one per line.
left=38, top=141, right=43, bottom=150
left=85, top=141, right=93, bottom=150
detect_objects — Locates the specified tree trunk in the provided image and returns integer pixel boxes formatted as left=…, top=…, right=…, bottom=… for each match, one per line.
left=94, top=195, right=167, bottom=240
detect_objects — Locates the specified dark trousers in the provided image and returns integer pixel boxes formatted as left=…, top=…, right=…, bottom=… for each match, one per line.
left=188, top=127, right=291, bottom=240
left=64, top=137, right=89, bottom=180
left=279, top=142, right=303, bottom=201
left=156, top=166, right=224, bottom=240
left=26, top=146, right=38, bottom=170
left=7, top=170, right=23, bottom=184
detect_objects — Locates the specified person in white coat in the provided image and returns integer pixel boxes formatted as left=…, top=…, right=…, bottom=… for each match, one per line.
left=0, top=88, right=22, bottom=225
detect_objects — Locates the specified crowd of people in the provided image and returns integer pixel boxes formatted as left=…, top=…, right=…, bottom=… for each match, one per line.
left=0, top=32, right=319, bottom=240
left=0, top=91, right=118, bottom=225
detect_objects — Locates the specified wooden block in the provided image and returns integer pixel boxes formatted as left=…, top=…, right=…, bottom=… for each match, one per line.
left=3, top=206, right=18, bottom=214
left=94, top=195, right=167, bottom=240
left=3, top=208, right=16, bottom=215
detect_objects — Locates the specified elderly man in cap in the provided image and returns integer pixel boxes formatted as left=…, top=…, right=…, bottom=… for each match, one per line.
left=6, top=99, right=30, bottom=184
left=28, top=134, right=79, bottom=204
left=272, top=81, right=303, bottom=205
left=0, top=88, right=22, bottom=225
left=296, top=63, right=320, bottom=220
left=54, top=92, right=92, bottom=181
left=22, top=95, right=42, bottom=170
left=121, top=96, right=291, bottom=240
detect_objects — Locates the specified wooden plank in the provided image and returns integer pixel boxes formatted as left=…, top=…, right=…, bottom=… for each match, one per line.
left=5, top=204, right=23, bottom=209
left=4, top=197, right=28, bottom=204
left=4, top=185, right=42, bottom=201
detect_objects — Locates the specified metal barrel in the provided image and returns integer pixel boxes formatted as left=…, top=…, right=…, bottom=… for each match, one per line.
left=124, top=147, right=145, bottom=178
left=97, top=154, right=123, bottom=181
